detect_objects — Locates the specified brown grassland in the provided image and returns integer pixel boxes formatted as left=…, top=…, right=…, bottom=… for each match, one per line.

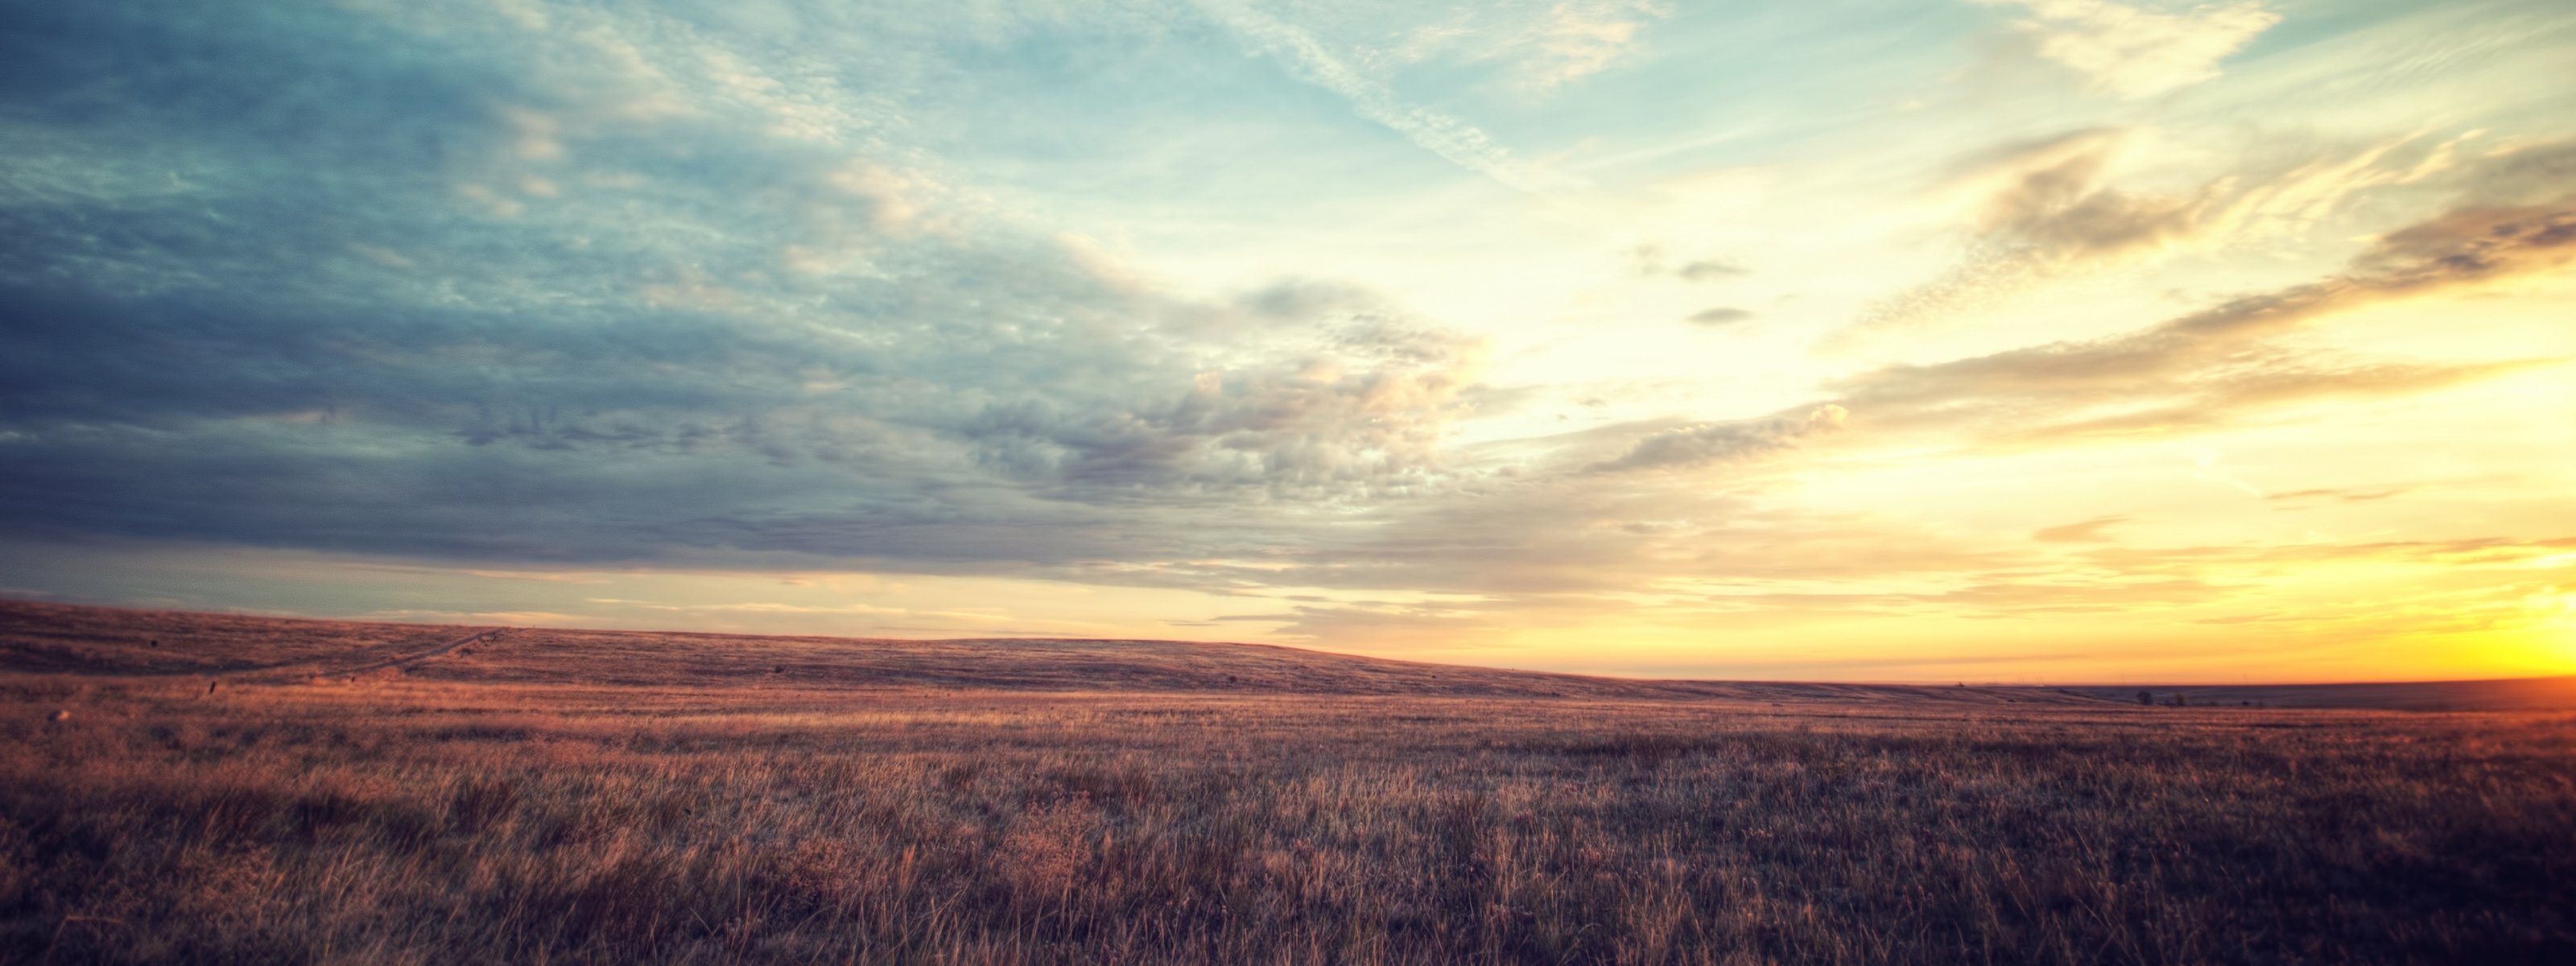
left=2, top=601, right=2574, bottom=964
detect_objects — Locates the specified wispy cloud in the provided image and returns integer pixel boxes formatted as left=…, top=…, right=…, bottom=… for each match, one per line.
left=1589, top=406, right=1847, bottom=473
left=1516, top=1, right=1670, bottom=90
left=1830, top=189, right=2576, bottom=446
left=1192, top=0, right=1585, bottom=192
left=1844, top=127, right=2218, bottom=342
left=1847, top=127, right=2497, bottom=345
left=2033, top=515, right=2126, bottom=543
left=1973, top=0, right=2281, bottom=98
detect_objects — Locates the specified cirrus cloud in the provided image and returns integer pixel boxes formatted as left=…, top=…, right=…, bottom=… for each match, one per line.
left=1974, top=0, right=2281, bottom=99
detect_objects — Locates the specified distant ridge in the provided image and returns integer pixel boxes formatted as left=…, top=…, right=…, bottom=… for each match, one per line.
left=2066, top=678, right=2576, bottom=712
left=5, top=599, right=2571, bottom=710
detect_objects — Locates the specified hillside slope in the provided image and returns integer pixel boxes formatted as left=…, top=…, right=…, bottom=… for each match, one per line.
left=0, top=600, right=2083, bottom=704
left=6, top=599, right=2570, bottom=709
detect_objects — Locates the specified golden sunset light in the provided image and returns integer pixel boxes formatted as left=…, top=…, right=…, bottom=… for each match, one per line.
left=5, top=0, right=2573, bottom=685
left=5, top=2, right=2574, bottom=961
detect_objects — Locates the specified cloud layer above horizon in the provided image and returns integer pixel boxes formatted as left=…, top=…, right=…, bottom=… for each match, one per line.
left=3, top=0, right=2573, bottom=682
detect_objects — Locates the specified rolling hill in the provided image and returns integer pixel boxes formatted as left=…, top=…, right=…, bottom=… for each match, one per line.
left=4, top=599, right=2570, bottom=710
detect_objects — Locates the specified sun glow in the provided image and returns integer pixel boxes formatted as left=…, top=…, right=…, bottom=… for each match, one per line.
left=1, top=0, right=2571, bottom=684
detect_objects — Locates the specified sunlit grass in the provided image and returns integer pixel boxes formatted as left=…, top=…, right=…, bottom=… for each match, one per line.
left=5, top=676, right=2573, bottom=964
left=3, top=601, right=2573, bottom=963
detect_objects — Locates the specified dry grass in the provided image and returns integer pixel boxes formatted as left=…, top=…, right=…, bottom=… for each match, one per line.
left=0, top=601, right=2118, bottom=705
left=0, top=602, right=469, bottom=678
left=2, top=603, right=2573, bottom=964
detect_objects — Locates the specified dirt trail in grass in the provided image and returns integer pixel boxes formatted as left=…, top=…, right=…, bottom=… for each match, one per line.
left=160, top=627, right=508, bottom=682
left=313, top=627, right=510, bottom=677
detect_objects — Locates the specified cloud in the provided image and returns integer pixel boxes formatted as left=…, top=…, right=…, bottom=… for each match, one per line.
left=1906, top=576, right=2222, bottom=613
left=1850, top=129, right=2567, bottom=347
left=1686, top=307, right=1756, bottom=326
left=1216, top=600, right=1496, bottom=646
left=1236, top=279, right=1381, bottom=320
left=2265, top=486, right=2410, bottom=505
left=1831, top=193, right=2576, bottom=444
left=0, top=1, right=1493, bottom=576
left=1517, top=1, right=1668, bottom=89
left=1678, top=259, right=1747, bottom=281
left=956, top=320, right=1488, bottom=495
left=1961, top=129, right=2212, bottom=262
left=1847, top=128, right=2222, bottom=339
left=2033, top=515, right=2125, bottom=543
left=0, top=0, right=2564, bottom=664
left=1973, top=0, right=2281, bottom=99
left=1192, top=0, right=1583, bottom=192
left=2461, top=141, right=2576, bottom=207
left=1591, top=406, right=1847, bottom=473
left=1629, top=247, right=1747, bottom=283
left=2074, top=535, right=2576, bottom=577
left=1362, top=1, right=1666, bottom=92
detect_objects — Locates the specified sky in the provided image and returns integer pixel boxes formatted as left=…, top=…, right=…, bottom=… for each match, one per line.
left=2, top=0, right=2572, bottom=683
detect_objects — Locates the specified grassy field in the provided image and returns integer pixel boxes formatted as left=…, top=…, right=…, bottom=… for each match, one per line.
left=3, top=602, right=2574, bottom=964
